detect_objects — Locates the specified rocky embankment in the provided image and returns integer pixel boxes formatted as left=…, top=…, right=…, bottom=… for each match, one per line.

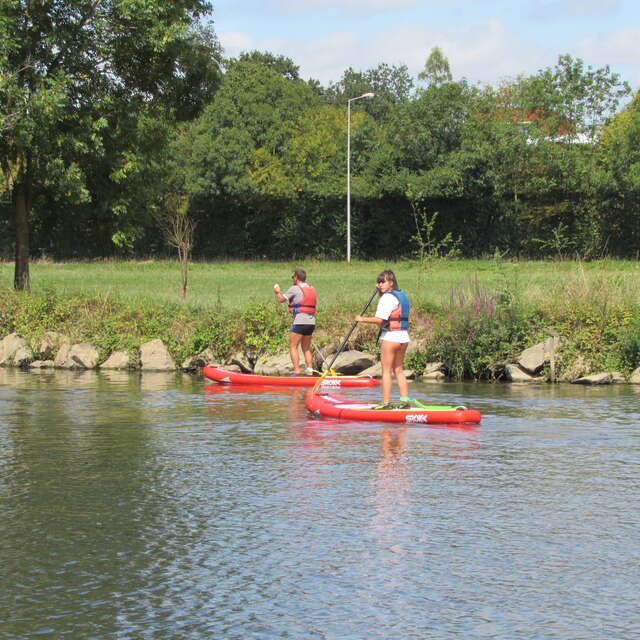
left=2, top=330, right=640, bottom=385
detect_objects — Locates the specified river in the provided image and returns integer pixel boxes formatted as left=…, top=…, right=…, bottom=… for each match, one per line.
left=1, top=368, right=639, bottom=639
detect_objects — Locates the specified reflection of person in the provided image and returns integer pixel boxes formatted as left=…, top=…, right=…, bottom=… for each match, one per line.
left=355, top=269, right=410, bottom=408
left=273, top=268, right=317, bottom=376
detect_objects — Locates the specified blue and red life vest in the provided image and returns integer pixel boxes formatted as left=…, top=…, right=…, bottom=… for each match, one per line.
left=384, top=289, right=410, bottom=331
left=288, top=284, right=317, bottom=315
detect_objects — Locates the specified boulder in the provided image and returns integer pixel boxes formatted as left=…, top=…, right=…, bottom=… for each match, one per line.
left=39, top=331, right=70, bottom=359
left=630, top=367, right=640, bottom=384
left=422, top=369, right=446, bottom=381
left=181, top=348, right=217, bottom=371
left=54, top=342, right=99, bottom=369
left=140, top=339, right=175, bottom=371
left=560, top=356, right=590, bottom=382
left=0, top=333, right=34, bottom=366
left=505, top=363, right=540, bottom=382
left=100, top=350, right=132, bottom=370
left=572, top=372, right=625, bottom=385
left=29, top=360, right=55, bottom=369
left=254, top=353, right=293, bottom=376
left=322, top=350, right=375, bottom=375
left=358, top=362, right=382, bottom=378
left=423, top=361, right=445, bottom=376
left=225, top=351, right=253, bottom=373
left=516, top=336, right=562, bottom=375
left=54, top=343, right=72, bottom=368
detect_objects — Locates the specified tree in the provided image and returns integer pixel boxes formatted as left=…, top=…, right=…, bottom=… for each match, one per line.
left=0, top=0, right=218, bottom=289
left=516, top=54, right=631, bottom=140
left=418, top=46, right=452, bottom=86
left=156, top=194, right=196, bottom=299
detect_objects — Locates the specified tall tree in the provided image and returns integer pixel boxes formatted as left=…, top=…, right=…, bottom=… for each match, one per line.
left=418, top=46, right=452, bottom=86
left=0, top=0, right=218, bottom=289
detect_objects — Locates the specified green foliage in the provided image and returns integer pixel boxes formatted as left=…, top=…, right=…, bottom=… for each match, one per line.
left=409, top=278, right=530, bottom=380
left=186, top=316, right=235, bottom=360
left=240, top=303, right=289, bottom=358
left=408, top=197, right=462, bottom=262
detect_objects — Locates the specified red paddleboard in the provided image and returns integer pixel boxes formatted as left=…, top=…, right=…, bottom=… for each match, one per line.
left=203, top=366, right=379, bottom=388
left=306, top=392, right=481, bottom=425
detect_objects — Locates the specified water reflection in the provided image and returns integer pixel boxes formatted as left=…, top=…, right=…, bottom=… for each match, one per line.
left=1, top=371, right=639, bottom=639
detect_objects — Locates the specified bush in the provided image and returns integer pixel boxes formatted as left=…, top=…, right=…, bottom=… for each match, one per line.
left=409, top=278, right=531, bottom=380
left=240, top=303, right=288, bottom=358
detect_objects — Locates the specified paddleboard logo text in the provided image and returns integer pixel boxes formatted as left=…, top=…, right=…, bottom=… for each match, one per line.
left=405, top=414, right=428, bottom=424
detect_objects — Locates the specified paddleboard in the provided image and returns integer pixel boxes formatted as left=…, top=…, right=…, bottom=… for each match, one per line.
left=203, top=366, right=379, bottom=388
left=306, top=392, right=481, bottom=424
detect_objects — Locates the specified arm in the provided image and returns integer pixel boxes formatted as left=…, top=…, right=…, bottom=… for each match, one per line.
left=354, top=314, right=384, bottom=326
left=273, top=284, right=287, bottom=304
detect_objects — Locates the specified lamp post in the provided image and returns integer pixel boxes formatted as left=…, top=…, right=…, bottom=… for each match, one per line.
left=346, top=92, right=374, bottom=263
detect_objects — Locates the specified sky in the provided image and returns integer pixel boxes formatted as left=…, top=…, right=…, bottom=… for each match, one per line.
left=211, top=0, right=640, bottom=90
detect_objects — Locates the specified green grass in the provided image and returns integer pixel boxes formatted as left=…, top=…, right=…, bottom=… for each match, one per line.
left=2, top=257, right=640, bottom=313
left=3, top=258, right=640, bottom=379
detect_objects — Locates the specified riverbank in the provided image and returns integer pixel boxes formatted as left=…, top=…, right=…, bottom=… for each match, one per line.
left=2, top=258, right=640, bottom=382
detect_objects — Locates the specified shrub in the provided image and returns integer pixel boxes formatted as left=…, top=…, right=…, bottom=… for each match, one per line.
left=410, top=278, right=531, bottom=380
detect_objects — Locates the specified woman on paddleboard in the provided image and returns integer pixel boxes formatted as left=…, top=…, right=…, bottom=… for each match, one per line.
left=355, top=269, right=410, bottom=409
left=273, top=268, right=317, bottom=376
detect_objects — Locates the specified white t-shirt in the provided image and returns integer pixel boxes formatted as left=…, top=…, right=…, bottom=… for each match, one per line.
left=375, top=292, right=410, bottom=344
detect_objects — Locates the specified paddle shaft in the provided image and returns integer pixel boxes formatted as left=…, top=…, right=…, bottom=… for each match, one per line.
left=325, top=288, right=378, bottom=372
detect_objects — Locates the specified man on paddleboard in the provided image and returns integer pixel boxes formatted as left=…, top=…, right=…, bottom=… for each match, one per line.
left=273, top=268, right=317, bottom=375
left=355, top=269, right=411, bottom=408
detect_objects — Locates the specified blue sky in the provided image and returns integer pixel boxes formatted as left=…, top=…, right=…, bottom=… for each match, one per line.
left=211, top=0, right=639, bottom=90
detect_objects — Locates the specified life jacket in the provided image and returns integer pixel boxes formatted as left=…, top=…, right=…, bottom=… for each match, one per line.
left=288, top=283, right=317, bottom=315
left=384, top=289, right=410, bottom=331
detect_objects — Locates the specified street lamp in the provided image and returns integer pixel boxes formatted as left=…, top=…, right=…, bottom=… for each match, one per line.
left=346, top=92, right=374, bottom=263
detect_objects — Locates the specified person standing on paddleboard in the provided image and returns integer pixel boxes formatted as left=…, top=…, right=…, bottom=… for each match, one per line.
left=355, top=269, right=410, bottom=409
left=273, top=268, right=317, bottom=376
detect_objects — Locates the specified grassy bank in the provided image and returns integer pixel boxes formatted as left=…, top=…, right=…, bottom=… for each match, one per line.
left=3, top=258, right=640, bottom=311
left=2, top=258, right=640, bottom=380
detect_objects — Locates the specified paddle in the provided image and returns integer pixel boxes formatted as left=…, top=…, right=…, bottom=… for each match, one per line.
left=312, top=288, right=378, bottom=393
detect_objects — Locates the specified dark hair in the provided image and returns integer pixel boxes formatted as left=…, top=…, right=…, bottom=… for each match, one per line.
left=376, top=269, right=398, bottom=289
left=293, top=268, right=307, bottom=282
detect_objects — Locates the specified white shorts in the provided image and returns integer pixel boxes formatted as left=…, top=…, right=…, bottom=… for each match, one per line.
left=379, top=329, right=410, bottom=344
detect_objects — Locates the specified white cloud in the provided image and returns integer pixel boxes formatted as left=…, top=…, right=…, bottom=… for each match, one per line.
left=574, top=28, right=640, bottom=86
left=219, top=19, right=550, bottom=86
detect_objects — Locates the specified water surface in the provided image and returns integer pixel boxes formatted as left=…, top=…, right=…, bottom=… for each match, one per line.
left=1, top=369, right=639, bottom=639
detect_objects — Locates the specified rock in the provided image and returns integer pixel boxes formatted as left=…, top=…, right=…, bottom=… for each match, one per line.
left=54, top=342, right=99, bottom=369
left=54, top=343, right=72, bottom=368
left=516, top=336, right=562, bottom=375
left=560, top=356, right=590, bottom=382
left=359, top=362, right=382, bottom=378
left=571, top=372, right=625, bottom=385
left=630, top=367, right=640, bottom=384
left=140, top=339, right=175, bottom=371
left=226, top=351, right=253, bottom=373
left=505, top=363, right=540, bottom=382
left=423, top=361, right=445, bottom=375
left=181, top=348, right=217, bottom=371
left=100, top=350, right=132, bottom=370
left=0, top=333, right=34, bottom=366
left=39, top=331, right=70, bottom=359
left=321, top=350, right=375, bottom=375
left=254, top=353, right=293, bottom=376
left=29, top=360, right=55, bottom=369
left=422, top=369, right=446, bottom=381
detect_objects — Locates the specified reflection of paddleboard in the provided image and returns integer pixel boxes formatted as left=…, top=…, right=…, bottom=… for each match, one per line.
left=306, top=392, right=482, bottom=425
left=203, top=366, right=378, bottom=388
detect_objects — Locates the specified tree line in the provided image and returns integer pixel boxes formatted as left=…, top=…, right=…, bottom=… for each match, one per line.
left=2, top=2, right=640, bottom=290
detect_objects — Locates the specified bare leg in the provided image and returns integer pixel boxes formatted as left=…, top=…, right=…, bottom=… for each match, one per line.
left=300, top=334, right=313, bottom=370
left=289, top=332, right=302, bottom=373
left=393, top=342, right=409, bottom=398
left=379, top=340, right=396, bottom=404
